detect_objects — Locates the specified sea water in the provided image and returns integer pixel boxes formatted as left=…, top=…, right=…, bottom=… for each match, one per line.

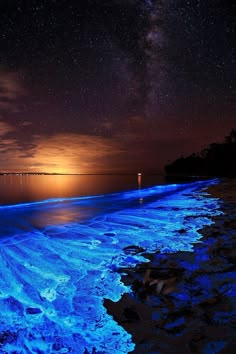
left=0, top=175, right=222, bottom=353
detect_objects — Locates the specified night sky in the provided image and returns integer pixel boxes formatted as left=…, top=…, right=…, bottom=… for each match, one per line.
left=0, top=0, right=235, bottom=174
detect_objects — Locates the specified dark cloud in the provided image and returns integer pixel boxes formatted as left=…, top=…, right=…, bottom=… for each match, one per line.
left=0, top=68, right=26, bottom=114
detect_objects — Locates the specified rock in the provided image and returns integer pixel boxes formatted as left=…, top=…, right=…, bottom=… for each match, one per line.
left=26, top=307, right=42, bottom=315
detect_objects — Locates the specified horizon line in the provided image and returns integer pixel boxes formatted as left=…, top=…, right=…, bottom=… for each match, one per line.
left=0, top=171, right=164, bottom=176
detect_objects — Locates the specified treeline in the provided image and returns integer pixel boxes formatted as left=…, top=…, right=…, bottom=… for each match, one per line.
left=165, top=129, right=236, bottom=177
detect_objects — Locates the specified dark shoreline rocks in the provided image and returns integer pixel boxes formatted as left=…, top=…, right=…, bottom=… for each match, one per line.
left=105, top=180, right=236, bottom=353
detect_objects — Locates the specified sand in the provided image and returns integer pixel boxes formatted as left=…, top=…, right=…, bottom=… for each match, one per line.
left=105, top=178, right=236, bottom=353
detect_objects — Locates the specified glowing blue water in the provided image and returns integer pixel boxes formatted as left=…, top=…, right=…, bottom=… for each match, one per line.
left=0, top=179, right=222, bottom=353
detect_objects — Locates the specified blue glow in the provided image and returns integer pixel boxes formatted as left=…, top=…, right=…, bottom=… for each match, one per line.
left=203, top=341, right=226, bottom=354
left=0, top=179, right=222, bottom=353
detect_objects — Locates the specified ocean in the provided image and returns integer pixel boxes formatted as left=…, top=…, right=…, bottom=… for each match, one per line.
left=0, top=174, right=166, bottom=205
left=0, top=174, right=222, bottom=353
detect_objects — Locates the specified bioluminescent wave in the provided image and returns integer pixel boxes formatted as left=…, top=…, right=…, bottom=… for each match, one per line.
left=0, top=180, right=222, bottom=353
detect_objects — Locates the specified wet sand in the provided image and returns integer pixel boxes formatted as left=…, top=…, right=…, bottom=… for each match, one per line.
left=106, top=178, right=236, bottom=353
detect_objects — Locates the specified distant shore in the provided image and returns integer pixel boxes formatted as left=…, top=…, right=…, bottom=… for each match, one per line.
left=0, top=172, right=163, bottom=176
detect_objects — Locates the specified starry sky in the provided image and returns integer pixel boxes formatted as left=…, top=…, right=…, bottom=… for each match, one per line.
left=0, top=0, right=235, bottom=174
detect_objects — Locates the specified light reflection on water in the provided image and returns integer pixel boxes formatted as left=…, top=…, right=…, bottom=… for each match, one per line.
left=0, top=174, right=165, bottom=206
left=0, top=179, right=197, bottom=237
left=0, top=174, right=164, bottom=237
left=0, top=178, right=222, bottom=353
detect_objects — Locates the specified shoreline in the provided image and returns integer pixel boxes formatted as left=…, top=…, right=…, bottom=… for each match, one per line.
left=106, top=178, right=236, bottom=353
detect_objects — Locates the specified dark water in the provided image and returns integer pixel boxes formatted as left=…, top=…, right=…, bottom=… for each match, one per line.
left=0, top=174, right=165, bottom=206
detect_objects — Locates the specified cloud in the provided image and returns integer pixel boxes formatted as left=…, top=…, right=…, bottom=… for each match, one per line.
left=19, top=121, right=33, bottom=127
left=0, top=68, right=26, bottom=112
left=0, top=116, right=199, bottom=174
left=0, top=135, right=22, bottom=171
left=0, top=119, right=188, bottom=173
left=0, top=129, right=166, bottom=173
left=0, top=120, right=14, bottom=136
left=4, top=133, right=121, bottom=173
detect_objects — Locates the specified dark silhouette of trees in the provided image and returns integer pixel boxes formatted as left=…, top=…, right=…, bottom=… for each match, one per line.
left=165, top=129, right=236, bottom=177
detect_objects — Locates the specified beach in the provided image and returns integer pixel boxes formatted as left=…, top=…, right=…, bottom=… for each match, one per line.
left=106, top=178, right=236, bottom=353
